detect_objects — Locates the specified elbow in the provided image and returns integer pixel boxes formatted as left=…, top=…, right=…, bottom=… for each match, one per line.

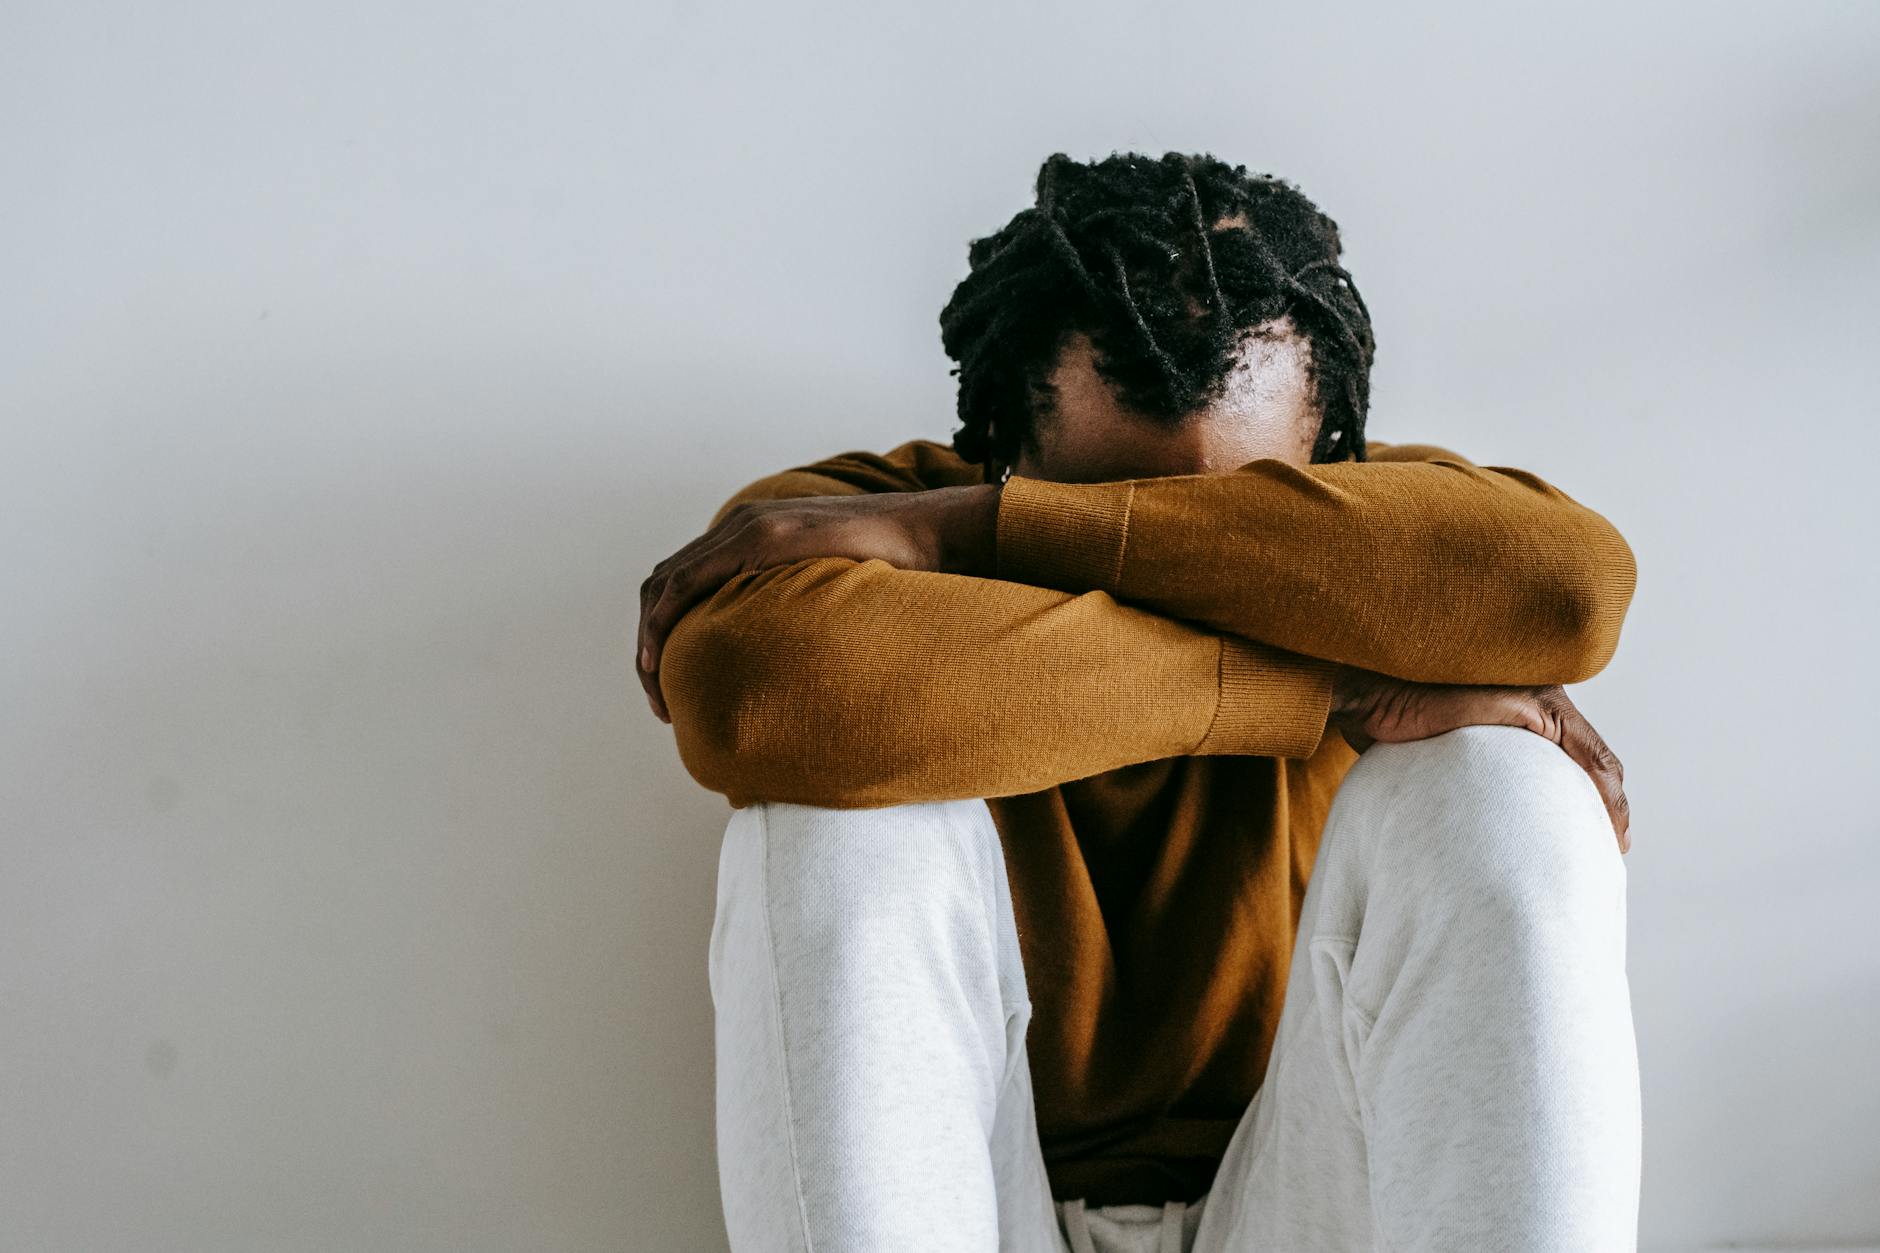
left=1528, top=514, right=1638, bottom=684
left=661, top=606, right=867, bottom=805
left=660, top=612, right=783, bottom=801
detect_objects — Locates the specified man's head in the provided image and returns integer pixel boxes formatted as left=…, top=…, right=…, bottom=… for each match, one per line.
left=939, top=152, right=1374, bottom=484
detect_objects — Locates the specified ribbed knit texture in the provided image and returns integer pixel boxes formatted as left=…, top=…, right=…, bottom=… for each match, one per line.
left=662, top=435, right=1637, bottom=1206
left=1201, top=636, right=1339, bottom=758
left=995, top=474, right=1135, bottom=592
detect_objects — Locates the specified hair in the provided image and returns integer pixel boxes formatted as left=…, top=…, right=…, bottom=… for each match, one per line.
left=939, top=151, right=1375, bottom=481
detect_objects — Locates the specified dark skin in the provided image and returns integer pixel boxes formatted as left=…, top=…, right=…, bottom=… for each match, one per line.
left=638, top=319, right=1632, bottom=852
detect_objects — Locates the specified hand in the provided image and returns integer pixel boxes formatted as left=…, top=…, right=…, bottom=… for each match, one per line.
left=1329, top=664, right=1632, bottom=852
left=636, top=484, right=1001, bottom=722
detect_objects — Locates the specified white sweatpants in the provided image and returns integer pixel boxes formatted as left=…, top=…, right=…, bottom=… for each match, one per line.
left=708, top=725, right=1641, bottom=1252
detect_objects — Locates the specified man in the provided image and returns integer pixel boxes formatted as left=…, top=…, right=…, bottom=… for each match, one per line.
left=637, top=151, right=1640, bottom=1252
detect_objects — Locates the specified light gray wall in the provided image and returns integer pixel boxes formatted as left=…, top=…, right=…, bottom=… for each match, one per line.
left=4, top=2, right=1875, bottom=1250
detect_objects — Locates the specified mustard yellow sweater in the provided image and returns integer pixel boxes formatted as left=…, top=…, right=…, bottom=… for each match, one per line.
left=660, top=436, right=1637, bottom=1205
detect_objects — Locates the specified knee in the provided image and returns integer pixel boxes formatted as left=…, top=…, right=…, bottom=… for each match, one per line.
left=724, top=796, right=1005, bottom=938
left=1334, top=725, right=1623, bottom=920
left=712, top=797, right=1020, bottom=1028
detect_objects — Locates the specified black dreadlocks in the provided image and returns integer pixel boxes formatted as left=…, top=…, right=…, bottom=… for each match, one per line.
left=938, top=152, right=1375, bottom=482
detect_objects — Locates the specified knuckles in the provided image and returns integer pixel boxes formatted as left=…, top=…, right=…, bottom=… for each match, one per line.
left=748, top=511, right=798, bottom=541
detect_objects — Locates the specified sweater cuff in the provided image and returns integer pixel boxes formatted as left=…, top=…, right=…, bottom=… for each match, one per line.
left=994, top=474, right=1135, bottom=593
left=1195, top=636, right=1338, bottom=759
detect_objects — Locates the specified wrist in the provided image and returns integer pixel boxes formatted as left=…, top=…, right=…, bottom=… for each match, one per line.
left=1328, top=663, right=1372, bottom=718
left=934, top=483, right=1001, bottom=576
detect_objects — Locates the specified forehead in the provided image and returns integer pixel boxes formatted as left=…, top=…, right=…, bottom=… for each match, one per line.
left=1044, top=316, right=1315, bottom=428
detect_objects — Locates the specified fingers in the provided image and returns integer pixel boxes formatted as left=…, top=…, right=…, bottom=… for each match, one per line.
left=637, top=513, right=758, bottom=723
left=634, top=564, right=676, bottom=724
left=638, top=565, right=703, bottom=724
left=1546, top=692, right=1631, bottom=853
left=641, top=563, right=721, bottom=706
left=636, top=650, right=669, bottom=722
left=1336, top=674, right=1633, bottom=855
left=635, top=567, right=671, bottom=722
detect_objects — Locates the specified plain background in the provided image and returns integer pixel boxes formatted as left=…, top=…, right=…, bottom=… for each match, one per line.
left=4, top=2, right=1876, bottom=1250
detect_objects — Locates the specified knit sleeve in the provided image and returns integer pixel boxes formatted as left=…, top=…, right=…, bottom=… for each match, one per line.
left=656, top=440, right=1335, bottom=808
left=660, top=558, right=1335, bottom=808
left=993, top=439, right=1637, bottom=686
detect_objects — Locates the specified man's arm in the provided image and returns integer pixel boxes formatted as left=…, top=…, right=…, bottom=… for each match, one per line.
left=651, top=447, right=1333, bottom=807
left=995, top=440, right=1638, bottom=686
left=660, top=556, right=1336, bottom=808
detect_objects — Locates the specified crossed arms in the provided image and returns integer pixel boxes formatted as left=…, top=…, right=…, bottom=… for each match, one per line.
left=653, top=438, right=1637, bottom=810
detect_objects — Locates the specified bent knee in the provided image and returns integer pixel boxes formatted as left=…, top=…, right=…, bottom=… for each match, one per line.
left=724, top=796, right=1005, bottom=931
left=1336, top=725, right=1621, bottom=908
